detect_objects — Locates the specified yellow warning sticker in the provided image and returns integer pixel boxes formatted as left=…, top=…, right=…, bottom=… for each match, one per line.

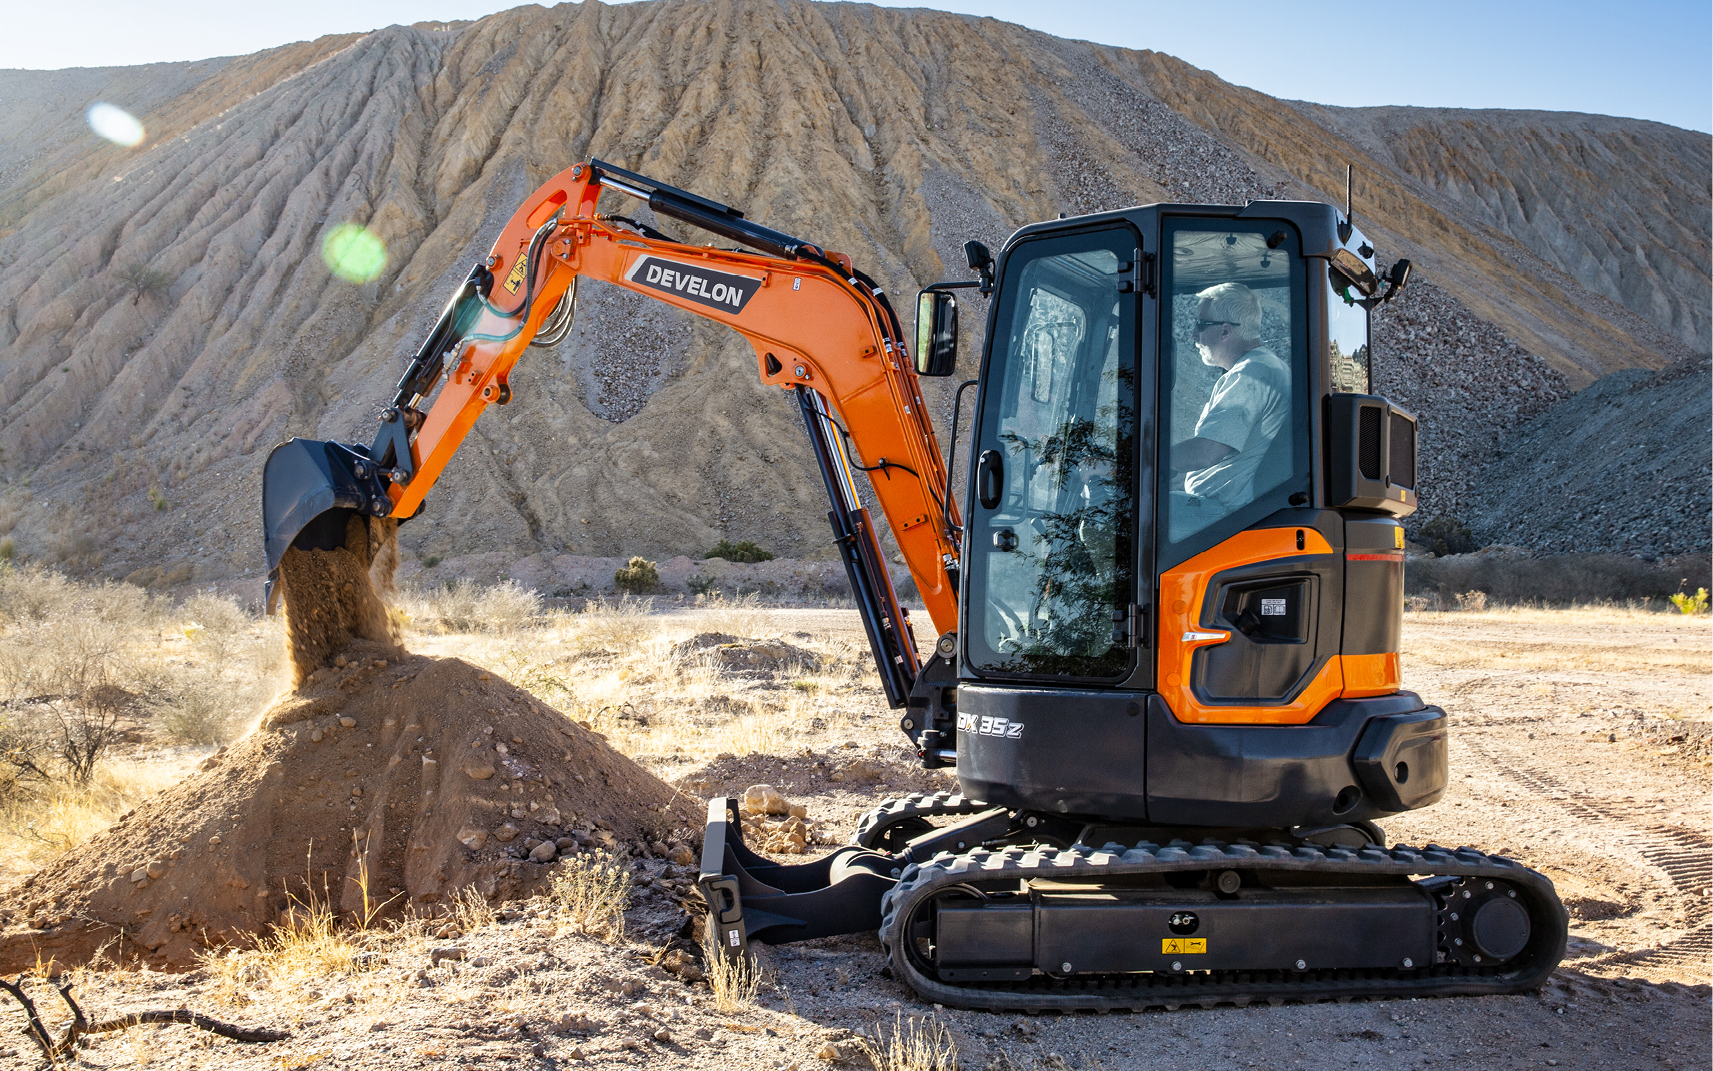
left=1393, top=527, right=1405, bottom=549
left=503, top=252, right=529, bottom=295
left=1161, top=938, right=1207, bottom=955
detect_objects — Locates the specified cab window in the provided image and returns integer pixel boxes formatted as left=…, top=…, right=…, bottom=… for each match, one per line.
left=1159, top=221, right=1309, bottom=562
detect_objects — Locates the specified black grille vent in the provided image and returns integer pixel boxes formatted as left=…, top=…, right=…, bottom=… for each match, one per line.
left=1389, top=414, right=1417, bottom=489
left=1357, top=406, right=1382, bottom=480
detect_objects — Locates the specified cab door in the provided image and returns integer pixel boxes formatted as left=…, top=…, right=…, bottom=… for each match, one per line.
left=962, top=225, right=1144, bottom=685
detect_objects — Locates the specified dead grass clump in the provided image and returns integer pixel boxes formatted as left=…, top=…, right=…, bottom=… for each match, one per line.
left=566, top=596, right=657, bottom=654
left=397, top=578, right=542, bottom=634
left=852, top=1010, right=959, bottom=1071
left=701, top=937, right=762, bottom=1012
left=550, top=850, right=630, bottom=940
left=447, top=884, right=497, bottom=934
left=693, top=591, right=767, bottom=639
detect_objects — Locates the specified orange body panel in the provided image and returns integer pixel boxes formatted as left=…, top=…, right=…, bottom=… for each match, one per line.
left=1157, top=526, right=1400, bottom=724
left=386, top=163, right=961, bottom=637
left=1340, top=652, right=1402, bottom=697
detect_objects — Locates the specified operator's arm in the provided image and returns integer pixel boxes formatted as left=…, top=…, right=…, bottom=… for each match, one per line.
left=1170, top=437, right=1235, bottom=472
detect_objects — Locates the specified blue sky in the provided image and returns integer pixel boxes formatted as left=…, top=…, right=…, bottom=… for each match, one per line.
left=4, top=0, right=1709, bottom=132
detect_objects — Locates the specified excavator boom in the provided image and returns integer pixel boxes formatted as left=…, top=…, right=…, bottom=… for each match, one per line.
left=263, top=160, right=962, bottom=706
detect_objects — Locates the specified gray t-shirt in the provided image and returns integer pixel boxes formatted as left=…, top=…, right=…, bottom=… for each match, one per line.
left=1184, top=346, right=1290, bottom=510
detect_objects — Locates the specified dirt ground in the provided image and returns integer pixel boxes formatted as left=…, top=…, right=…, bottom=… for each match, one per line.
left=0, top=606, right=1704, bottom=1070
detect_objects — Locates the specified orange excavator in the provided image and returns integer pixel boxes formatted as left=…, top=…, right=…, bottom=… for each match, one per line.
left=262, top=160, right=1566, bottom=1011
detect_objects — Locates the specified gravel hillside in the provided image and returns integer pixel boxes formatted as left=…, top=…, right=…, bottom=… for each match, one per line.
left=0, top=0, right=1704, bottom=591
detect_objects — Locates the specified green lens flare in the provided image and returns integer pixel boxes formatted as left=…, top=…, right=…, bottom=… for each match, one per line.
left=322, top=224, right=387, bottom=284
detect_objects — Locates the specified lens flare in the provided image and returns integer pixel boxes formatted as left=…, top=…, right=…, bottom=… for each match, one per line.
left=86, top=103, right=145, bottom=147
left=321, top=224, right=387, bottom=284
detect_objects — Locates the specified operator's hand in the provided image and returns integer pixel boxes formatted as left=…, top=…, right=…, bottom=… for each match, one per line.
left=1170, top=437, right=1235, bottom=473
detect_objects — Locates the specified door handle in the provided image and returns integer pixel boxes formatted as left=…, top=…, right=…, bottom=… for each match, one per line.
left=992, top=528, right=1017, bottom=552
left=976, top=449, right=1003, bottom=509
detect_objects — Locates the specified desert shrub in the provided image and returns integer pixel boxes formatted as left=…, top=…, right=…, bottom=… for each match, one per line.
left=1454, top=589, right=1489, bottom=612
left=701, top=932, right=762, bottom=1012
left=551, top=849, right=631, bottom=940
left=1669, top=587, right=1709, bottom=615
left=0, top=576, right=162, bottom=782
left=151, top=593, right=282, bottom=744
left=398, top=578, right=542, bottom=633
left=1417, top=516, right=1476, bottom=557
left=115, top=262, right=171, bottom=305
left=705, top=539, right=774, bottom=563
left=687, top=574, right=719, bottom=596
left=614, top=557, right=659, bottom=594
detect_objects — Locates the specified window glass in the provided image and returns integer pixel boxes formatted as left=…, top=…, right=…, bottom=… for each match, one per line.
left=1160, top=223, right=1306, bottom=550
left=1328, top=266, right=1370, bottom=394
left=966, top=231, right=1136, bottom=680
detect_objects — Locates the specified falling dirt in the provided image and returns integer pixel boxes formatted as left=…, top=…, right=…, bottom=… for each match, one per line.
left=278, top=516, right=401, bottom=686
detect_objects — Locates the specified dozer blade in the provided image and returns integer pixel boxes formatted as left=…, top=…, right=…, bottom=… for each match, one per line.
left=262, top=437, right=394, bottom=613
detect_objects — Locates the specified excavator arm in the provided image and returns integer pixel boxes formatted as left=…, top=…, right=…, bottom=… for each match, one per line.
left=263, top=160, right=963, bottom=709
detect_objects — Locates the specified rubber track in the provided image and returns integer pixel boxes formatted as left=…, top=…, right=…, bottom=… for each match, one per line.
left=879, top=840, right=1569, bottom=1011
left=852, top=791, right=987, bottom=848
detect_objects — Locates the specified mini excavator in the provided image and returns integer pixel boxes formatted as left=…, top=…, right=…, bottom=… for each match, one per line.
left=262, top=159, right=1567, bottom=1011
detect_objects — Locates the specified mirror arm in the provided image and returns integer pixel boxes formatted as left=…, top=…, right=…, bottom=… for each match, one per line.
left=923, top=281, right=982, bottom=293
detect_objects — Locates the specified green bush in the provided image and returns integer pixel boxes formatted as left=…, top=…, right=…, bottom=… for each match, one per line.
left=1417, top=517, right=1476, bottom=557
left=1669, top=587, right=1709, bottom=615
left=705, top=539, right=774, bottom=564
left=687, top=574, right=719, bottom=596
left=614, top=557, right=660, bottom=594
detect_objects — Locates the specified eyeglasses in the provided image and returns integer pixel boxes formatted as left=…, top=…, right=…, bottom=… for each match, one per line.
left=1194, top=319, right=1237, bottom=333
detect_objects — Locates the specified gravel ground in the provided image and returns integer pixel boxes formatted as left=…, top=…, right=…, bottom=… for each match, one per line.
left=0, top=608, right=1703, bottom=1070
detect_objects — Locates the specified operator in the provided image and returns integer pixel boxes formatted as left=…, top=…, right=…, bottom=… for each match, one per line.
left=1170, top=281, right=1290, bottom=533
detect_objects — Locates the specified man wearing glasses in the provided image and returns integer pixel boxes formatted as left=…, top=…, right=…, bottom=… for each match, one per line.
left=1170, top=282, right=1291, bottom=530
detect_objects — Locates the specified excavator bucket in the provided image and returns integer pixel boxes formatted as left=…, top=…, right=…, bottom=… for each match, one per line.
left=261, top=436, right=393, bottom=614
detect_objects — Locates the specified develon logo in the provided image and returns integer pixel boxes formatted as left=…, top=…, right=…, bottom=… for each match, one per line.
left=957, top=712, right=1024, bottom=739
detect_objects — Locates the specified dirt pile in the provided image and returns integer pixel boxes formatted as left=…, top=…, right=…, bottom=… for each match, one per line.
left=0, top=638, right=703, bottom=973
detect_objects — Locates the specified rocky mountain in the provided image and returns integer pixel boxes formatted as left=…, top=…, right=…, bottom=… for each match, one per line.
left=0, top=0, right=1705, bottom=596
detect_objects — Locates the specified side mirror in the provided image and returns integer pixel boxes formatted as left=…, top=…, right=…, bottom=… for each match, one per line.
left=915, top=290, right=959, bottom=377
left=1379, top=259, right=1412, bottom=304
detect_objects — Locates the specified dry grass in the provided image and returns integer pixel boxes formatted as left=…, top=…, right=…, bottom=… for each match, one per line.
left=702, top=935, right=763, bottom=1012
left=0, top=759, right=188, bottom=881
left=405, top=597, right=879, bottom=777
left=549, top=849, right=631, bottom=940
left=851, top=1010, right=959, bottom=1071
left=395, top=578, right=543, bottom=634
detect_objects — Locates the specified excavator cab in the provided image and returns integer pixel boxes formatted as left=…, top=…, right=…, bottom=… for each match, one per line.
left=700, top=200, right=1563, bottom=1009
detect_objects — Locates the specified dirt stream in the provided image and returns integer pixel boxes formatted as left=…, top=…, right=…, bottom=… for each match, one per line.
left=0, top=522, right=701, bottom=973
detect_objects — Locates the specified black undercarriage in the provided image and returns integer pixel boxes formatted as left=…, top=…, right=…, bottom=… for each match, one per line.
left=697, top=792, right=1568, bottom=1011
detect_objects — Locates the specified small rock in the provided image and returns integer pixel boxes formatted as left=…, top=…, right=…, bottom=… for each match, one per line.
left=493, top=823, right=520, bottom=843
left=207, top=835, right=221, bottom=847
left=457, top=827, right=488, bottom=850
left=787, top=803, right=809, bottom=820
left=340, top=717, right=356, bottom=728
left=653, top=1027, right=673, bottom=1043
left=374, top=660, right=387, bottom=668
left=466, top=764, right=496, bottom=780
left=529, top=841, right=557, bottom=863
left=556, top=837, right=580, bottom=851
left=310, top=728, right=324, bottom=743
left=428, top=945, right=465, bottom=965
left=129, top=868, right=149, bottom=884
left=568, top=1047, right=586, bottom=1061
left=351, top=787, right=362, bottom=797
left=816, top=1041, right=841, bottom=1063
left=434, top=924, right=461, bottom=939
left=668, top=845, right=696, bottom=866
left=742, top=784, right=789, bottom=816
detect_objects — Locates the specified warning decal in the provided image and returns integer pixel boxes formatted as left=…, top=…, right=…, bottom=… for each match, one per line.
left=503, top=252, right=529, bottom=295
left=626, top=256, right=761, bottom=314
left=1161, top=938, right=1207, bottom=954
